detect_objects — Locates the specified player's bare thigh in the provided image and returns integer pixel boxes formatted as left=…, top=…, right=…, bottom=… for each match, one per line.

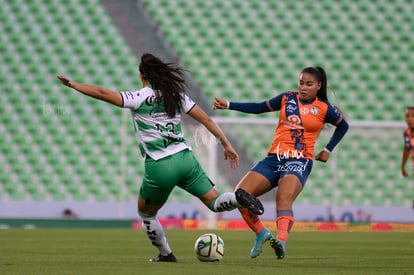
left=235, top=171, right=272, bottom=197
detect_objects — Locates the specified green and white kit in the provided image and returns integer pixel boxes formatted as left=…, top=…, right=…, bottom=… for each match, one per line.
left=120, top=86, right=195, bottom=160
left=120, top=87, right=213, bottom=205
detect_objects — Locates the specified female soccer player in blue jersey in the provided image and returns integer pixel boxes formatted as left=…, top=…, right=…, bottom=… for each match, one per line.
left=214, top=67, right=349, bottom=259
left=57, top=53, right=263, bottom=262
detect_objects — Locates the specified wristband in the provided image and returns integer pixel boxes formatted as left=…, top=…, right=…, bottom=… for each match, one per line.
left=323, top=148, right=331, bottom=153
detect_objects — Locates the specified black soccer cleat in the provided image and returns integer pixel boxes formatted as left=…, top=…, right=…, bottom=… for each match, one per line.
left=235, top=188, right=264, bottom=215
left=149, top=253, right=178, bottom=262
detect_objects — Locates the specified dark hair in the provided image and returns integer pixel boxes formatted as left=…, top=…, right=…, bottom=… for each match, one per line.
left=139, top=53, right=187, bottom=117
left=407, top=106, right=414, bottom=110
left=301, top=67, right=328, bottom=102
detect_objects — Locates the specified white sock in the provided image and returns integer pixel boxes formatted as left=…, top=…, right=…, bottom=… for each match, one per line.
left=212, top=192, right=241, bottom=212
left=141, top=215, right=172, bottom=256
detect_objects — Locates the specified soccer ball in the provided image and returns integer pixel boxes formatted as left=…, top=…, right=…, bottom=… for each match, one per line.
left=194, top=233, right=225, bottom=262
left=194, top=233, right=224, bottom=262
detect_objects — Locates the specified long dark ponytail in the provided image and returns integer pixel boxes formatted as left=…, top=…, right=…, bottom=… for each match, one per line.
left=139, top=53, right=187, bottom=117
left=301, top=66, right=328, bottom=103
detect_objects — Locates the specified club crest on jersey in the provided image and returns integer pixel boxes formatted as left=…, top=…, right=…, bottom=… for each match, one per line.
left=310, top=107, right=318, bottom=115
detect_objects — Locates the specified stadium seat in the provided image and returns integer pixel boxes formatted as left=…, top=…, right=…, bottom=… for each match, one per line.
left=0, top=0, right=148, bottom=203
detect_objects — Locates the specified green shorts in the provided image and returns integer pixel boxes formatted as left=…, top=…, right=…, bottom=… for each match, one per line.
left=139, top=149, right=214, bottom=206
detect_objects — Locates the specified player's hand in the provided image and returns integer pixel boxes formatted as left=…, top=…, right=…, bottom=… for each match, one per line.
left=213, top=96, right=229, bottom=110
left=401, top=168, right=408, bottom=177
left=315, top=150, right=329, bottom=162
left=57, top=75, right=73, bottom=87
left=223, top=145, right=239, bottom=168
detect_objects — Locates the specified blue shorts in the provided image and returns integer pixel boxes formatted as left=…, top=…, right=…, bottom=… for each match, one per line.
left=251, top=154, right=313, bottom=189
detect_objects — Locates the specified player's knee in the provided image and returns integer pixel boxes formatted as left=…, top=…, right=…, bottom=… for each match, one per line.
left=137, top=196, right=162, bottom=217
left=138, top=209, right=157, bottom=219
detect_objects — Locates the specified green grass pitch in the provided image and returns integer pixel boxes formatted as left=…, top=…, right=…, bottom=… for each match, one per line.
left=1, top=229, right=413, bottom=274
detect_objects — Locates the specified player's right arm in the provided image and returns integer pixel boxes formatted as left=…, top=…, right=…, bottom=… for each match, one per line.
left=57, top=75, right=123, bottom=107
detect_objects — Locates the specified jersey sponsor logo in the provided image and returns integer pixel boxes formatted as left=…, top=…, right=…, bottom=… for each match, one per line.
left=145, top=95, right=158, bottom=105
left=150, top=112, right=168, bottom=119
left=287, top=115, right=301, bottom=124
left=145, top=95, right=168, bottom=118
left=286, top=104, right=297, bottom=113
left=280, top=116, right=304, bottom=130
left=300, top=107, right=309, bottom=115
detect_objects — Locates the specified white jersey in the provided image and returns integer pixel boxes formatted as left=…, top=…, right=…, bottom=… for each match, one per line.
left=120, top=86, right=195, bottom=160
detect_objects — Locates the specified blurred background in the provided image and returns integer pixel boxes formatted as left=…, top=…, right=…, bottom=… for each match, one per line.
left=0, top=0, right=413, bottom=225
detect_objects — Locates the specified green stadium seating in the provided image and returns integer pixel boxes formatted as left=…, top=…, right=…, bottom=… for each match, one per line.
left=144, top=0, right=412, bottom=208
left=0, top=0, right=149, bottom=203
left=141, top=0, right=411, bottom=121
left=1, top=0, right=412, bottom=208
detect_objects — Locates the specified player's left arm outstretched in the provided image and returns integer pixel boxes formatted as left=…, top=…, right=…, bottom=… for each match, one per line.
left=57, top=75, right=123, bottom=107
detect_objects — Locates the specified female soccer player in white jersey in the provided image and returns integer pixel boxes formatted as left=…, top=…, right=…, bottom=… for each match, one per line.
left=57, top=53, right=263, bottom=262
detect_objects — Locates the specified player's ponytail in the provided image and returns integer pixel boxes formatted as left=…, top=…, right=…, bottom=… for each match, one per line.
left=139, top=53, right=187, bottom=117
left=301, top=67, right=328, bottom=103
left=315, top=67, right=328, bottom=102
